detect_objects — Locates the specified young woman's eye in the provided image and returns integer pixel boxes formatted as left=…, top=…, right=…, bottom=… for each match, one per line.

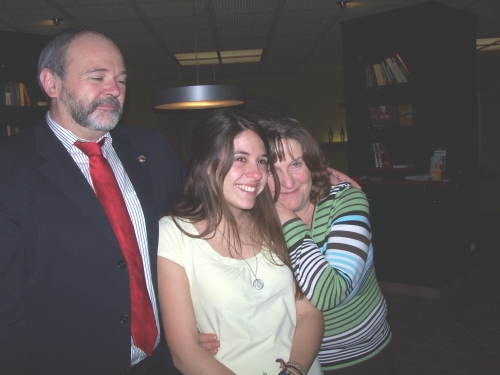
left=235, top=157, right=246, bottom=162
left=258, top=159, right=268, bottom=165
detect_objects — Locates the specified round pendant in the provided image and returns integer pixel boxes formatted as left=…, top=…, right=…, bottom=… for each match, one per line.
left=253, top=278, right=264, bottom=290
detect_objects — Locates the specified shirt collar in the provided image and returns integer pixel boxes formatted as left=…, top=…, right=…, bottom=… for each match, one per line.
left=46, top=112, right=111, bottom=152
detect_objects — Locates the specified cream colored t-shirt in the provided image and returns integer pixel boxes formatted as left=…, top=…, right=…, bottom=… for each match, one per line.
left=158, top=216, right=322, bottom=375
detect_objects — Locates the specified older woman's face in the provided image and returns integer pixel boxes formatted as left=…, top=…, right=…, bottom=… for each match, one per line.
left=268, top=139, right=312, bottom=216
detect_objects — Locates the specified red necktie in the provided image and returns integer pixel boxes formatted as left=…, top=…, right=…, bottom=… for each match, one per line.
left=75, top=139, right=157, bottom=356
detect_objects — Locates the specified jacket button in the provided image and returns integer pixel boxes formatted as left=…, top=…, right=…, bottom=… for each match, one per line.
left=119, top=371, right=127, bottom=375
left=117, top=260, right=126, bottom=269
left=120, top=314, right=129, bottom=323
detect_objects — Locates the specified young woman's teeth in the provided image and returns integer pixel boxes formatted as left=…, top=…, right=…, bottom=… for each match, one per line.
left=237, top=185, right=256, bottom=192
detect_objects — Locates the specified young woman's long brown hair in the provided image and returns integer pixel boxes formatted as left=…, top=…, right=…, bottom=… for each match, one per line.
left=169, top=109, right=296, bottom=290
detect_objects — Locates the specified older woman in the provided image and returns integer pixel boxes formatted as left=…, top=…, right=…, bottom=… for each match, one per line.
left=260, top=118, right=395, bottom=375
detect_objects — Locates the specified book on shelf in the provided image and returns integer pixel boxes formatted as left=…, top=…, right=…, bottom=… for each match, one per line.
left=21, top=83, right=32, bottom=106
left=381, top=60, right=397, bottom=84
left=386, top=58, right=403, bottom=83
left=14, top=83, right=20, bottom=105
left=373, top=64, right=386, bottom=86
left=398, top=104, right=413, bottom=126
left=4, top=83, right=12, bottom=105
left=394, top=51, right=411, bottom=78
left=10, top=83, right=15, bottom=105
left=3, top=82, right=32, bottom=106
left=390, top=57, right=409, bottom=82
left=369, top=105, right=398, bottom=127
left=429, top=149, right=446, bottom=181
left=372, top=143, right=392, bottom=168
left=19, top=83, right=25, bottom=106
left=434, top=149, right=446, bottom=171
left=6, top=125, right=20, bottom=136
left=378, top=62, right=391, bottom=85
left=365, top=51, right=411, bottom=88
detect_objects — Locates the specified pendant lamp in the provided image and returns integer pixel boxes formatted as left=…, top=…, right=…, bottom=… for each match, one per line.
left=153, top=84, right=244, bottom=110
left=152, top=1, right=244, bottom=110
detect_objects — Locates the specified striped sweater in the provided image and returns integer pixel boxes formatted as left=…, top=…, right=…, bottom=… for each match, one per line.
left=283, top=183, right=391, bottom=371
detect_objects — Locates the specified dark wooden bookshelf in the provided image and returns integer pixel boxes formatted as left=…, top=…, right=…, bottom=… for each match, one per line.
left=341, top=1, right=480, bottom=291
left=0, top=31, right=49, bottom=139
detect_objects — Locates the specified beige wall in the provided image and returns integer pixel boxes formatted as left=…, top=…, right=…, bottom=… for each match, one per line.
left=123, top=55, right=500, bottom=212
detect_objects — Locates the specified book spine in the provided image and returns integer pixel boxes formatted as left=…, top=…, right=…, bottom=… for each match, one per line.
left=386, top=58, right=403, bottom=83
left=373, top=64, right=386, bottom=86
left=19, top=83, right=25, bottom=106
left=381, top=60, right=397, bottom=84
left=21, top=83, right=31, bottom=106
left=389, top=57, right=408, bottom=83
left=10, top=84, right=15, bottom=105
left=16, top=83, right=21, bottom=105
left=378, top=62, right=391, bottom=85
left=5, top=83, right=12, bottom=105
left=394, top=51, right=411, bottom=79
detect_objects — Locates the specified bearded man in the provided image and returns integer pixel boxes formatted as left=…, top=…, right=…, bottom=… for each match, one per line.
left=0, top=27, right=185, bottom=375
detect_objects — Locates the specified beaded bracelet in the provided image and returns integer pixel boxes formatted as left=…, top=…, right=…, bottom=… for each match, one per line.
left=276, top=358, right=306, bottom=375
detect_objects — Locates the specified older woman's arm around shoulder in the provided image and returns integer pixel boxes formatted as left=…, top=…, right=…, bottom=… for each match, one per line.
left=288, top=294, right=324, bottom=374
left=157, top=256, right=235, bottom=375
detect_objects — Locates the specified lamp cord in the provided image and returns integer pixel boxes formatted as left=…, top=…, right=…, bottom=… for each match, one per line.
left=192, top=0, right=199, bottom=85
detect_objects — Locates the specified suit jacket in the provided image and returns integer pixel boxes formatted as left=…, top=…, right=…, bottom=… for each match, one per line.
left=0, top=120, right=186, bottom=375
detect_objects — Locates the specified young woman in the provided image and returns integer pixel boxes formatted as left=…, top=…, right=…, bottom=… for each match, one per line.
left=261, top=118, right=395, bottom=375
left=157, top=110, right=324, bottom=375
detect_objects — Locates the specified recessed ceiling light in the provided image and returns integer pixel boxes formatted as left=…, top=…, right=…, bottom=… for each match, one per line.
left=174, top=49, right=263, bottom=66
left=477, top=37, right=500, bottom=51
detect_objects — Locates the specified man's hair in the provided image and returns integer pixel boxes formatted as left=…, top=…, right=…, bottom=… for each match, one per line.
left=37, top=27, right=112, bottom=90
left=260, top=117, right=331, bottom=204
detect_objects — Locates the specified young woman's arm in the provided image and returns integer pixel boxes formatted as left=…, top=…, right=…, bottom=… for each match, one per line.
left=157, top=256, right=235, bottom=375
left=288, top=295, right=324, bottom=372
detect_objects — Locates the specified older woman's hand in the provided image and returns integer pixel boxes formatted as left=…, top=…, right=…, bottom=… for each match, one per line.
left=327, top=168, right=362, bottom=189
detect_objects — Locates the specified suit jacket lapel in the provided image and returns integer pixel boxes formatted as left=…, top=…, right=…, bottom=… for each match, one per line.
left=34, top=122, right=122, bottom=253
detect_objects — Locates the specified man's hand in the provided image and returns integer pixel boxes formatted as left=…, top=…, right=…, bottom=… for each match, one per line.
left=327, top=168, right=362, bottom=189
left=198, top=333, right=220, bottom=356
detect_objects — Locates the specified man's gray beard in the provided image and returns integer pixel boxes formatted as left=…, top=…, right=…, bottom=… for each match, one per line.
left=60, top=85, right=122, bottom=132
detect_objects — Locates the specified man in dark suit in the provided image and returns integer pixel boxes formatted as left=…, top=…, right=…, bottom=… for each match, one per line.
left=0, top=27, right=186, bottom=374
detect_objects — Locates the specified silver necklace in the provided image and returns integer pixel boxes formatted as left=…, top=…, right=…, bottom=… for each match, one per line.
left=216, top=227, right=264, bottom=290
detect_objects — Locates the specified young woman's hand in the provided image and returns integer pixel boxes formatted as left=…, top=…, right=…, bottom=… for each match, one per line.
left=327, top=168, right=361, bottom=189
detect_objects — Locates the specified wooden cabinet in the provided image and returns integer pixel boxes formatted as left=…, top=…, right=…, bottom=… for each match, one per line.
left=0, top=31, right=49, bottom=140
left=364, top=181, right=480, bottom=289
left=341, top=2, right=480, bottom=291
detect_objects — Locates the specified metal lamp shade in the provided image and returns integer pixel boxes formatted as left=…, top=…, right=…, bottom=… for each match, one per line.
left=152, top=84, right=245, bottom=110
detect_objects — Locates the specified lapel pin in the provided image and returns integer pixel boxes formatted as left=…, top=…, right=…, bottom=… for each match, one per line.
left=138, top=155, right=146, bottom=162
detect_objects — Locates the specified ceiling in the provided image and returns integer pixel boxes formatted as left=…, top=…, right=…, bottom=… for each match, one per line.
left=1, top=0, right=499, bottom=83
